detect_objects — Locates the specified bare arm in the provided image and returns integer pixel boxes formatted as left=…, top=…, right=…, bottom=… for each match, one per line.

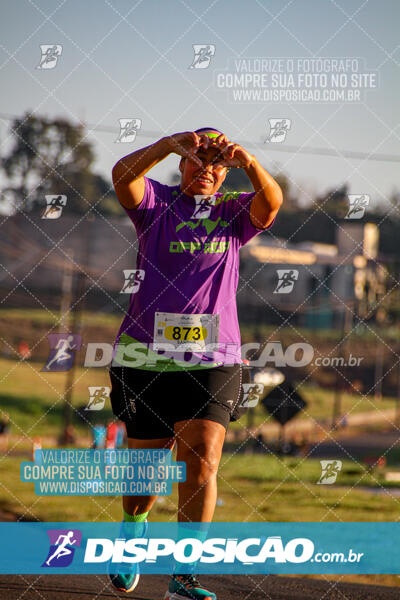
left=244, top=157, right=283, bottom=229
left=111, top=138, right=172, bottom=209
left=112, top=133, right=203, bottom=210
left=215, top=135, right=283, bottom=229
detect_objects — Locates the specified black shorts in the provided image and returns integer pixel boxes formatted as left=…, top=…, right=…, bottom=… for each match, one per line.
left=108, top=364, right=250, bottom=439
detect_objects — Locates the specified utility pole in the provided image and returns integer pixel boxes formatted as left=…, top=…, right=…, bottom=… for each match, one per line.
left=59, top=250, right=74, bottom=332
left=58, top=250, right=75, bottom=445
left=395, top=368, right=400, bottom=428
left=332, top=303, right=352, bottom=429
left=374, top=342, right=384, bottom=402
left=59, top=222, right=90, bottom=444
left=61, top=270, right=84, bottom=445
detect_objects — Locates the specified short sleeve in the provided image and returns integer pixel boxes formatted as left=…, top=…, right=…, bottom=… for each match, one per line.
left=122, top=177, right=167, bottom=232
left=232, top=192, right=274, bottom=246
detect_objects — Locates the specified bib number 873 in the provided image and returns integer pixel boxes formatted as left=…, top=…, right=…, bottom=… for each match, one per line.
left=166, top=326, right=206, bottom=342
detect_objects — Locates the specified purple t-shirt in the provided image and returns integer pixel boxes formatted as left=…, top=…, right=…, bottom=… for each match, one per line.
left=113, top=177, right=272, bottom=371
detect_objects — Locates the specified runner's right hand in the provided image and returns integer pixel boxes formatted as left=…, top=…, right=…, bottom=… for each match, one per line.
left=164, top=132, right=203, bottom=167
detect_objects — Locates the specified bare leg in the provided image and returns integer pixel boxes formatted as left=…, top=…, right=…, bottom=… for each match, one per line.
left=123, top=436, right=175, bottom=516
left=174, top=419, right=225, bottom=522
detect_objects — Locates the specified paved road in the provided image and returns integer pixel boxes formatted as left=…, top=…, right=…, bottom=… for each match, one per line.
left=227, top=409, right=400, bottom=444
left=0, top=574, right=399, bottom=599
left=308, top=430, right=400, bottom=459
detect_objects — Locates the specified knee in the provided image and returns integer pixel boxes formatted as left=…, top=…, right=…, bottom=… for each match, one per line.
left=180, top=442, right=220, bottom=487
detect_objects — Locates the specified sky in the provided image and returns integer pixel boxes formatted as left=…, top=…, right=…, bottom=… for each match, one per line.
left=1, top=0, right=399, bottom=209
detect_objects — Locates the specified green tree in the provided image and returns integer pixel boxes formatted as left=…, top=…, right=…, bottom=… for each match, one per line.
left=1, top=112, right=120, bottom=215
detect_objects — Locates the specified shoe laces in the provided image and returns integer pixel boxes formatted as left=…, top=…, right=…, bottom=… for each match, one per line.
left=175, top=574, right=200, bottom=589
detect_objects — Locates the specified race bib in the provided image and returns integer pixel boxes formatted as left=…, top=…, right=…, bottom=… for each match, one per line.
left=153, top=312, right=220, bottom=352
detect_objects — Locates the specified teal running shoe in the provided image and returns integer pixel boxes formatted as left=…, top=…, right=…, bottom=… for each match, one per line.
left=108, top=519, right=147, bottom=593
left=164, top=574, right=217, bottom=600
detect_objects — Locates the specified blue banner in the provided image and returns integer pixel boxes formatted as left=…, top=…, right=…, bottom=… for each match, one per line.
left=0, top=522, right=398, bottom=574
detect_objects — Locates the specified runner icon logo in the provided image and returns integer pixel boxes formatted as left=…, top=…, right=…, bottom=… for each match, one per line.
left=241, top=383, right=265, bottom=408
left=265, top=119, right=291, bottom=143
left=192, top=195, right=217, bottom=219
left=345, top=194, right=370, bottom=219
left=41, top=195, right=67, bottom=219
left=42, top=529, right=82, bottom=567
left=115, top=118, right=142, bottom=143
left=273, top=270, right=299, bottom=294
left=120, top=269, right=145, bottom=294
left=36, top=45, right=62, bottom=69
left=85, top=386, right=110, bottom=411
left=317, top=460, right=342, bottom=485
left=42, top=334, right=82, bottom=372
left=189, top=45, right=216, bottom=69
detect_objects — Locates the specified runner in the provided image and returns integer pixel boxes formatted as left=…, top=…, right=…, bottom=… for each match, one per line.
left=45, top=531, right=77, bottom=566
left=108, top=128, right=283, bottom=598
left=275, top=269, right=297, bottom=293
left=44, top=335, right=75, bottom=371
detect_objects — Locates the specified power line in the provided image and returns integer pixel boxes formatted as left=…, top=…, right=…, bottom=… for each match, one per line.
left=243, top=143, right=400, bottom=163
left=0, top=112, right=400, bottom=164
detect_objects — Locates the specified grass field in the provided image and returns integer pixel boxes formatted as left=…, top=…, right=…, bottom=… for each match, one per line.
left=0, top=357, right=112, bottom=440
left=1, top=307, right=398, bottom=440
left=1, top=318, right=400, bottom=589
left=0, top=355, right=396, bottom=440
left=1, top=353, right=399, bottom=524
left=1, top=453, right=399, bottom=523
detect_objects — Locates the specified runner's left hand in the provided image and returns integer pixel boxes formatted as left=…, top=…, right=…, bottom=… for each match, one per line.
left=201, top=134, right=254, bottom=169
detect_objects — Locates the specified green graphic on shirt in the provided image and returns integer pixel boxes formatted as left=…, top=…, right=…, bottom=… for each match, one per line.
left=215, top=191, right=241, bottom=206
left=169, top=240, right=230, bottom=254
left=171, top=190, right=240, bottom=204
left=176, top=216, right=229, bottom=235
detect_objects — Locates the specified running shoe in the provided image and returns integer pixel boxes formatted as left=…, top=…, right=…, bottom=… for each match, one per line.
left=164, top=574, right=217, bottom=599
left=108, top=519, right=147, bottom=593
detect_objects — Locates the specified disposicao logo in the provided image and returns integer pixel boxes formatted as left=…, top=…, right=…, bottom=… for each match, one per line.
left=42, top=529, right=82, bottom=567
left=83, top=536, right=314, bottom=565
